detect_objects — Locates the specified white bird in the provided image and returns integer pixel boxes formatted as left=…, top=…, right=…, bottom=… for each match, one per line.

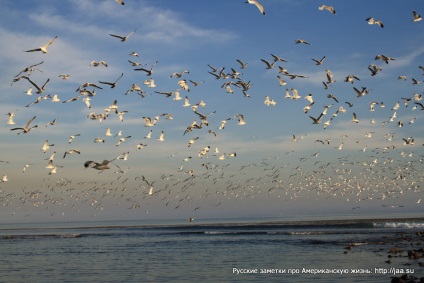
left=366, top=17, right=384, bottom=28
left=318, top=5, right=336, bottom=14
left=245, top=0, right=265, bottom=15
left=51, top=94, right=60, bottom=102
left=63, top=149, right=81, bottom=159
left=24, top=36, right=57, bottom=53
left=145, top=130, right=153, bottom=139
left=10, top=116, right=38, bottom=134
left=264, top=96, right=277, bottom=106
left=116, top=136, right=131, bottom=147
left=183, top=96, right=191, bottom=107
left=352, top=113, right=359, bottom=123
left=235, top=114, right=246, bottom=125
left=312, top=56, right=326, bottom=65
left=158, top=131, right=165, bottom=141
left=143, top=116, right=159, bottom=127
left=109, top=29, right=136, bottom=42
left=41, top=140, right=54, bottom=153
left=68, top=134, right=81, bottom=144
left=6, top=112, right=16, bottom=125
left=412, top=10, right=422, bottom=22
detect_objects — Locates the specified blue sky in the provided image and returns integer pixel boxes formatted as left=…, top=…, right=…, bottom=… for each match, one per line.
left=0, top=0, right=423, bottom=223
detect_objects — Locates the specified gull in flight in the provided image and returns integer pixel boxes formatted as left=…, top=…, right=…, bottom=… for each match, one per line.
left=412, top=11, right=422, bottom=22
left=235, top=114, right=246, bottom=125
left=41, top=140, right=54, bottom=153
left=295, top=39, right=311, bottom=45
left=158, top=131, right=165, bottom=141
left=10, top=116, right=38, bottom=134
left=24, top=36, right=57, bottom=53
left=14, top=61, right=44, bottom=78
left=20, top=76, right=50, bottom=94
left=99, top=73, right=124, bottom=88
left=63, top=149, right=81, bottom=159
left=134, top=61, right=158, bottom=76
left=245, top=0, right=265, bottom=15
left=68, top=134, right=81, bottom=144
left=84, top=160, right=113, bottom=170
left=6, top=111, right=17, bottom=125
left=366, top=17, right=384, bottom=28
left=318, top=5, right=336, bottom=14
left=312, top=56, right=326, bottom=65
left=236, top=59, right=248, bottom=69
left=309, top=113, right=324, bottom=124
left=90, top=61, right=108, bottom=67
left=109, top=29, right=136, bottom=42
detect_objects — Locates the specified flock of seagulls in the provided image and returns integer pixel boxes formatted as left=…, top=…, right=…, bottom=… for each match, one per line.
left=0, top=2, right=422, bottom=219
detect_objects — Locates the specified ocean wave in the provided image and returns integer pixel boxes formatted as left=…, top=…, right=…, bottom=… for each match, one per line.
left=2, top=233, right=82, bottom=240
left=288, top=231, right=325, bottom=235
left=373, top=222, right=424, bottom=229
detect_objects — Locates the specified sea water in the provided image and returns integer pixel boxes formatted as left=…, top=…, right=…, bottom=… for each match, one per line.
left=0, top=216, right=423, bottom=283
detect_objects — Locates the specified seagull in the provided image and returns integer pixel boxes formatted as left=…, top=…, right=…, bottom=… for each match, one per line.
left=116, top=136, right=131, bottom=147
left=158, top=131, right=165, bottom=141
left=312, top=56, right=326, bottom=65
left=90, top=60, right=108, bottom=67
left=6, top=111, right=17, bottom=125
left=375, top=54, right=396, bottom=64
left=145, top=130, right=153, bottom=139
left=109, top=29, right=136, bottom=42
left=20, top=76, right=50, bottom=94
left=344, top=75, right=360, bottom=84
left=412, top=10, right=422, bottom=22
left=245, top=0, right=265, bottom=15
left=366, top=17, right=384, bottom=28
left=134, top=60, right=158, bottom=76
left=68, top=134, right=81, bottom=144
left=116, top=0, right=125, bottom=5
left=236, top=59, right=248, bottom=69
left=143, top=116, right=159, bottom=127
left=84, top=160, right=112, bottom=170
left=352, top=113, right=359, bottom=123
left=99, top=73, right=124, bottom=88
left=235, top=114, right=246, bottom=125
left=10, top=116, right=38, bottom=134
left=170, top=70, right=189, bottom=78
left=368, top=64, right=382, bottom=76
left=309, top=113, right=324, bottom=124
left=24, top=36, right=57, bottom=53
left=260, top=59, right=276, bottom=69
left=41, top=140, right=54, bottom=153
left=63, top=149, right=81, bottom=159
left=14, top=61, right=44, bottom=77
left=295, top=39, right=311, bottom=45
left=318, top=5, right=336, bottom=14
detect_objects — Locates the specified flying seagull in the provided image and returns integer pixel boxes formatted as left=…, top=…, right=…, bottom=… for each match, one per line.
left=245, top=0, right=265, bottom=15
left=10, top=116, right=38, bottom=134
left=24, top=36, right=57, bottom=53
left=99, top=73, right=124, bottom=88
left=318, top=5, right=336, bottom=14
left=84, top=160, right=113, bottom=170
left=109, top=29, right=136, bottom=42
left=134, top=61, right=158, bottom=76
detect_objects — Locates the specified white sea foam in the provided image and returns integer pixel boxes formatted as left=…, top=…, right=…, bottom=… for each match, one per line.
left=373, top=222, right=424, bottom=229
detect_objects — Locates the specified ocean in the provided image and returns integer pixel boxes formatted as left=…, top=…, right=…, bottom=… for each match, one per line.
left=1, top=215, right=423, bottom=283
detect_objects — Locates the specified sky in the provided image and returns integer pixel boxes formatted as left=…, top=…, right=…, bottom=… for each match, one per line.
left=0, top=0, right=423, bottom=223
